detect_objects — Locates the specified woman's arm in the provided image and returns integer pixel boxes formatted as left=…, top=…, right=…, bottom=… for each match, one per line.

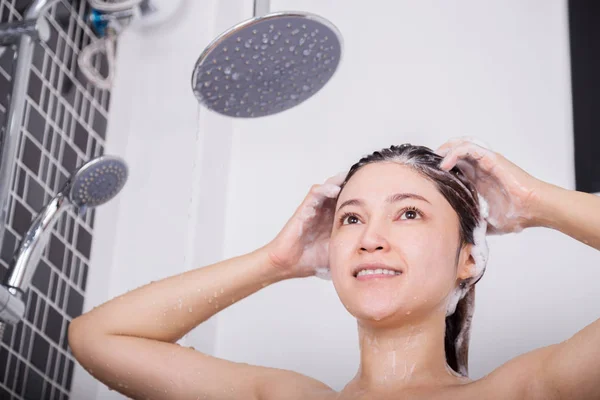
left=68, top=175, right=343, bottom=400
left=69, top=248, right=286, bottom=343
left=529, top=182, right=600, bottom=400
left=434, top=138, right=600, bottom=399
left=533, top=182, right=600, bottom=250
left=68, top=248, right=292, bottom=399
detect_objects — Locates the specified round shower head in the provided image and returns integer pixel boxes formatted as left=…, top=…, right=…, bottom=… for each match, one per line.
left=68, top=155, right=128, bottom=208
left=191, top=12, right=342, bottom=118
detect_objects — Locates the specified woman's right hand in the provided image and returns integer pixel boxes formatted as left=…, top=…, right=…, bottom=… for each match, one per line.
left=264, top=172, right=346, bottom=279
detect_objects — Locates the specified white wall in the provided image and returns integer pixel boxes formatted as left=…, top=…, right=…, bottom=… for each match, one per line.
left=75, top=0, right=600, bottom=396
left=216, top=0, right=600, bottom=391
left=70, top=0, right=244, bottom=398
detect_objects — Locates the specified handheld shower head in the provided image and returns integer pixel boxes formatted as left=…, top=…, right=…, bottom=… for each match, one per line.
left=67, top=155, right=128, bottom=208
left=191, top=10, right=342, bottom=118
left=2, top=155, right=128, bottom=300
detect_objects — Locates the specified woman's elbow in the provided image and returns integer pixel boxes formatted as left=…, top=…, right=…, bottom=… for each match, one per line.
left=68, top=317, right=94, bottom=359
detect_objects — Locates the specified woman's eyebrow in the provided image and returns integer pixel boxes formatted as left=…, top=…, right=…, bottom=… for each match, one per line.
left=337, top=193, right=430, bottom=212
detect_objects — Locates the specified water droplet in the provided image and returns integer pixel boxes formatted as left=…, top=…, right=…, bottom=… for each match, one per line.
left=290, top=94, right=299, bottom=100
left=232, top=72, right=240, bottom=80
left=291, top=28, right=300, bottom=35
left=252, top=54, right=260, bottom=60
left=324, top=59, right=331, bottom=65
left=224, top=67, right=232, bottom=75
left=299, top=37, right=306, bottom=46
left=261, top=44, right=268, bottom=50
left=302, top=85, right=310, bottom=91
left=303, top=49, right=311, bottom=56
left=289, top=45, right=296, bottom=52
left=244, top=40, right=252, bottom=48
left=252, top=29, right=257, bottom=34
left=204, top=81, right=211, bottom=87
left=262, top=37, right=269, bottom=44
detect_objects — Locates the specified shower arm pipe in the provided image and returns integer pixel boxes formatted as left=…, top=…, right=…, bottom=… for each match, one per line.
left=253, top=0, right=270, bottom=17
left=4, top=193, right=69, bottom=299
left=0, top=191, right=63, bottom=329
left=0, top=0, right=59, bottom=252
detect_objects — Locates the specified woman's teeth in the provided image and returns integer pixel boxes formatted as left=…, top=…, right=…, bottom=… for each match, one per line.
left=356, top=268, right=401, bottom=277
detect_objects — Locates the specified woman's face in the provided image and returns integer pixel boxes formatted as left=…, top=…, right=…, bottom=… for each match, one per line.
left=329, top=162, right=470, bottom=323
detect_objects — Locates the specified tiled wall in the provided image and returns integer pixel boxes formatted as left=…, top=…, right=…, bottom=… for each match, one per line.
left=0, top=0, right=111, bottom=398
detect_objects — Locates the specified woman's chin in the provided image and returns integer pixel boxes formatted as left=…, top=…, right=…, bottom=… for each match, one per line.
left=352, top=301, right=404, bottom=322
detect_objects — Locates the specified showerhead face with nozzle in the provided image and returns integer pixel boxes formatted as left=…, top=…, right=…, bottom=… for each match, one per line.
left=192, top=12, right=342, bottom=118
left=68, top=155, right=128, bottom=208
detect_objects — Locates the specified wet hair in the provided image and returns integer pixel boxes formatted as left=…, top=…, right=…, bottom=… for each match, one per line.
left=337, top=143, right=483, bottom=376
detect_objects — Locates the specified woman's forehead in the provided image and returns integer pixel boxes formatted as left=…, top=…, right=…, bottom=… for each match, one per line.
left=340, top=162, right=440, bottom=200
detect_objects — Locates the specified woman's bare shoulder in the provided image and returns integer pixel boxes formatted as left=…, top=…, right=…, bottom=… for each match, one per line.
left=461, top=345, right=560, bottom=400
left=258, top=368, right=336, bottom=400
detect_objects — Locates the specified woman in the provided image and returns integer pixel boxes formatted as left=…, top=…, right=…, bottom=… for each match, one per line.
left=68, top=138, right=600, bottom=399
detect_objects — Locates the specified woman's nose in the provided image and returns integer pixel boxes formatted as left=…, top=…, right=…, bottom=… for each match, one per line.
left=358, top=224, right=390, bottom=253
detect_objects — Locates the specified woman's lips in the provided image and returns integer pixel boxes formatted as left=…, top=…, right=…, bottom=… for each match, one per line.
left=355, top=273, right=402, bottom=281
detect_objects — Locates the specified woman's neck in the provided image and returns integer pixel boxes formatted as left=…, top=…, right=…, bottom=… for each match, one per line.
left=345, top=309, right=470, bottom=394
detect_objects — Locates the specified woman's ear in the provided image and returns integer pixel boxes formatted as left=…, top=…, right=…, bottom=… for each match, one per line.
left=457, top=243, right=477, bottom=280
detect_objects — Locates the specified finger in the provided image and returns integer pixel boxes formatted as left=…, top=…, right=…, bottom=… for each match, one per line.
left=447, top=136, right=492, bottom=150
left=435, top=136, right=492, bottom=157
left=434, top=146, right=451, bottom=157
left=325, top=171, right=347, bottom=187
left=314, top=183, right=341, bottom=199
left=439, top=142, right=494, bottom=171
left=434, top=137, right=466, bottom=156
left=454, top=158, right=478, bottom=181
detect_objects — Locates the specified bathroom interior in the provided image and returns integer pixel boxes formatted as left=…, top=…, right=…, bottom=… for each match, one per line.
left=0, top=0, right=598, bottom=399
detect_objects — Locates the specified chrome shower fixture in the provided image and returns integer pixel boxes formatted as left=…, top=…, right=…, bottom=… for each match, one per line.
left=191, top=0, right=343, bottom=118
left=0, top=156, right=127, bottom=337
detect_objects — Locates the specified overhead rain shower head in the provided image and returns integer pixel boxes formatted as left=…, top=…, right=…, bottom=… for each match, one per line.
left=191, top=2, right=342, bottom=118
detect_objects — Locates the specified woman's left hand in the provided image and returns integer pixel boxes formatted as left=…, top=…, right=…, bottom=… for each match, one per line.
left=435, top=137, right=546, bottom=235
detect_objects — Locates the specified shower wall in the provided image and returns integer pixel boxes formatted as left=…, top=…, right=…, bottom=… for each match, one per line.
left=0, top=1, right=110, bottom=399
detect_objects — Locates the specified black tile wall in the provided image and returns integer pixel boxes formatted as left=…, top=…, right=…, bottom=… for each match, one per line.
left=0, top=1, right=112, bottom=399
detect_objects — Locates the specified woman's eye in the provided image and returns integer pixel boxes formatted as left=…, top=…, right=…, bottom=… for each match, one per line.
left=399, top=208, right=422, bottom=220
left=340, top=213, right=360, bottom=225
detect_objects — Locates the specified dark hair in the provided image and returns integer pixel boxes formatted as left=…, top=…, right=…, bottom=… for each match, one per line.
left=337, top=144, right=483, bottom=376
